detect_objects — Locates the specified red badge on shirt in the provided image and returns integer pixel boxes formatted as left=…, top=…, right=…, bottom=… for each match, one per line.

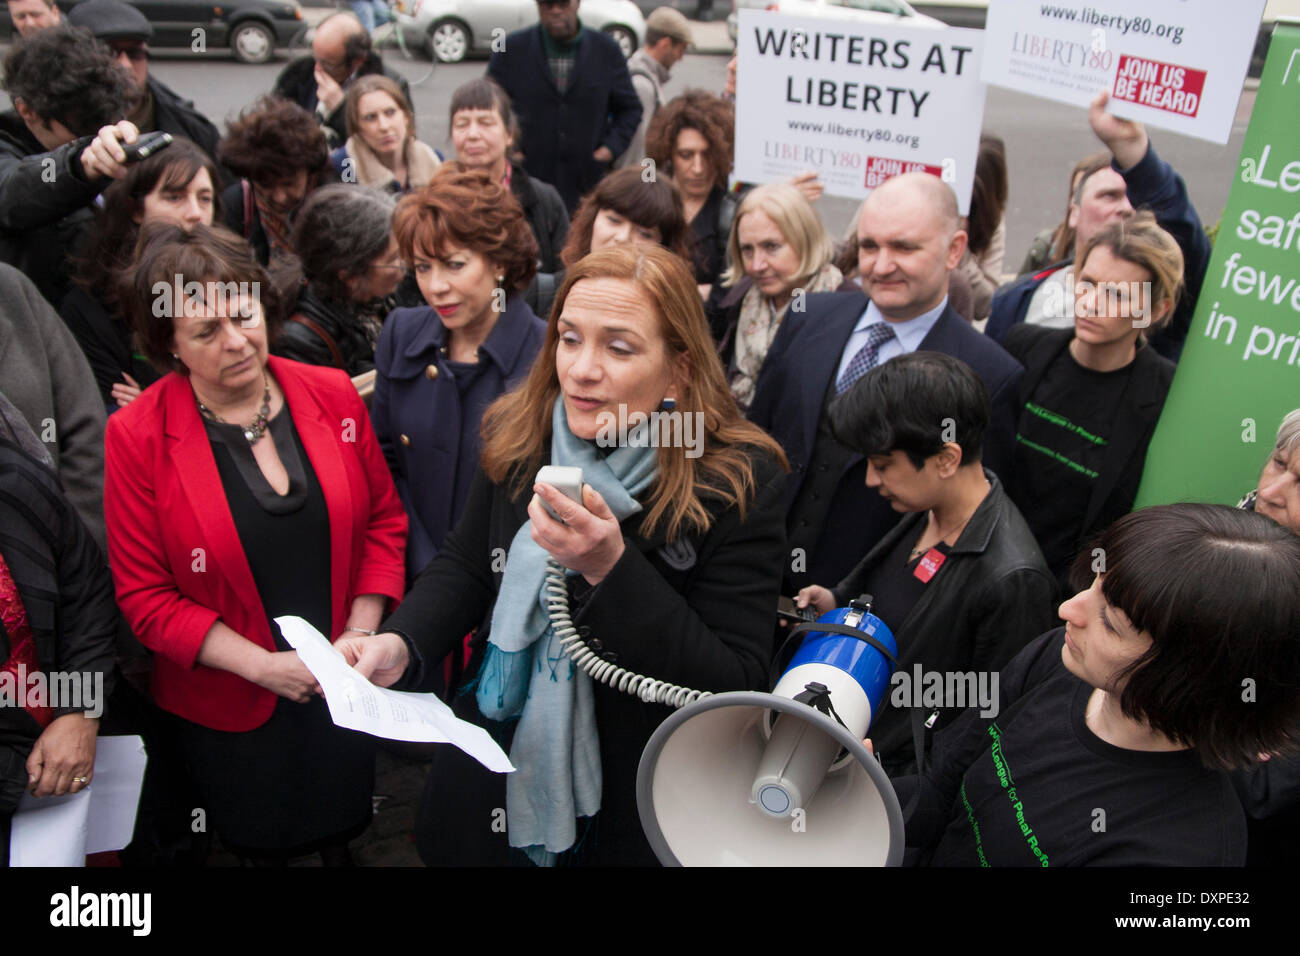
left=913, top=548, right=946, bottom=583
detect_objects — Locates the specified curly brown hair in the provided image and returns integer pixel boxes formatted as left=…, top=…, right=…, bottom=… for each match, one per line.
left=391, top=163, right=538, bottom=294
left=560, top=166, right=692, bottom=269
left=218, top=95, right=331, bottom=185
left=644, top=89, right=734, bottom=193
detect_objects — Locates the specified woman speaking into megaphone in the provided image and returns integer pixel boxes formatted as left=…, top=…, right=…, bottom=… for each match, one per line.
left=895, top=503, right=1300, bottom=867
left=336, top=244, right=789, bottom=866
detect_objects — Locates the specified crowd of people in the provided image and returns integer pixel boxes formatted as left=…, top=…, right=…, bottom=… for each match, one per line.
left=1, top=0, right=1297, bottom=870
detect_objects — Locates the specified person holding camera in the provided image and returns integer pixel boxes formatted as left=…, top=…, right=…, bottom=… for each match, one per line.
left=0, top=25, right=141, bottom=306
left=339, top=244, right=788, bottom=866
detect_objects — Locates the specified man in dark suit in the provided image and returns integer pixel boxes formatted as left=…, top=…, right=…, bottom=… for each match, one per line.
left=749, top=172, right=1023, bottom=593
left=487, top=0, right=642, bottom=211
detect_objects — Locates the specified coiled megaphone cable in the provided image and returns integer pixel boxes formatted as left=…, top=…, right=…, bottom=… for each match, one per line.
left=544, top=557, right=711, bottom=709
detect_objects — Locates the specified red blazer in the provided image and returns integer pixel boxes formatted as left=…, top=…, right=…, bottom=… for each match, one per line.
left=105, top=356, right=408, bottom=731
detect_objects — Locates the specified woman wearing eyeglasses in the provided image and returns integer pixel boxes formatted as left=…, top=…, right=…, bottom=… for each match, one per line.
left=274, top=185, right=407, bottom=376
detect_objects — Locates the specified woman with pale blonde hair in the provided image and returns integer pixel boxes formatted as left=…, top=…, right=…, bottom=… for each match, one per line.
left=331, top=75, right=441, bottom=195
left=714, top=183, right=847, bottom=410
left=338, top=243, right=789, bottom=866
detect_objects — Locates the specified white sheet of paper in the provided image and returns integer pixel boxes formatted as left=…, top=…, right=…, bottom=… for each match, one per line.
left=980, top=0, right=1264, bottom=144
left=276, top=615, right=513, bottom=773
left=9, top=734, right=148, bottom=867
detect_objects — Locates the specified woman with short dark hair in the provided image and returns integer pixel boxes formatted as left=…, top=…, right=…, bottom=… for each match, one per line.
left=560, top=166, right=693, bottom=270
left=105, top=222, right=407, bottom=865
left=274, top=184, right=404, bottom=376
left=899, top=503, right=1300, bottom=866
left=218, top=96, right=336, bottom=264
left=371, top=165, right=544, bottom=580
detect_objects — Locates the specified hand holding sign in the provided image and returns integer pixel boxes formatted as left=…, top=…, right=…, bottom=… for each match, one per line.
left=1088, top=90, right=1148, bottom=170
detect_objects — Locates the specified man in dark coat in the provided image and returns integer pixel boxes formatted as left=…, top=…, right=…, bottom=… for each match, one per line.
left=66, top=0, right=223, bottom=172
left=750, top=172, right=1023, bottom=594
left=0, top=26, right=135, bottom=307
left=273, top=11, right=411, bottom=149
left=487, top=0, right=642, bottom=211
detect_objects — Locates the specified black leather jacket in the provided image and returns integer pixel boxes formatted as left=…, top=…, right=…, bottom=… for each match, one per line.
left=274, top=285, right=381, bottom=376
left=831, top=471, right=1056, bottom=774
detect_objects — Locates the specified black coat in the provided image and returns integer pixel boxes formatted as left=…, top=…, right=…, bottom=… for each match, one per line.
left=830, top=471, right=1056, bottom=773
left=511, top=162, right=569, bottom=319
left=1002, top=324, right=1175, bottom=588
left=382, top=445, right=788, bottom=865
left=274, top=285, right=378, bottom=376
left=0, top=435, right=118, bottom=813
left=487, top=25, right=642, bottom=211
left=272, top=53, right=412, bottom=148
left=0, top=112, right=100, bottom=308
left=59, top=287, right=162, bottom=410
left=748, top=293, right=1024, bottom=588
left=147, top=76, right=224, bottom=180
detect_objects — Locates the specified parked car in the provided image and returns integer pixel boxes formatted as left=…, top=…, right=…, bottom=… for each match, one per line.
left=727, top=0, right=943, bottom=43
left=402, top=0, right=646, bottom=63
left=0, top=0, right=305, bottom=64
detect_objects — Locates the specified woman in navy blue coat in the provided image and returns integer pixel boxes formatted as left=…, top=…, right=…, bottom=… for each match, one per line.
left=372, top=166, right=546, bottom=580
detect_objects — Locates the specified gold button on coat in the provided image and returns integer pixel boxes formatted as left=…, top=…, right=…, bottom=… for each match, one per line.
left=400, top=434, right=412, bottom=447
left=425, top=364, right=438, bottom=380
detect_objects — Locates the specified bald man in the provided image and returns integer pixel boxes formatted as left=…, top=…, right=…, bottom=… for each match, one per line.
left=748, top=172, right=1024, bottom=593
left=272, top=11, right=411, bottom=148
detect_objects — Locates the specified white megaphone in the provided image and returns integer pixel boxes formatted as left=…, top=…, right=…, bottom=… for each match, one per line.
left=637, top=597, right=904, bottom=866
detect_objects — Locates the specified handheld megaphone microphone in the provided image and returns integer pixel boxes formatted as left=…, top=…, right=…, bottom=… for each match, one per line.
left=637, top=597, right=905, bottom=866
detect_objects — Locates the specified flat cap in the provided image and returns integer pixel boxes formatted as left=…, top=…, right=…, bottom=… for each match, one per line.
left=68, top=0, right=153, bottom=41
left=645, top=7, right=693, bottom=47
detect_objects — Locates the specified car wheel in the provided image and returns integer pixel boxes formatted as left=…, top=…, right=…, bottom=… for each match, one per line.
left=428, top=19, right=469, bottom=63
left=604, top=25, right=636, bottom=58
left=230, top=20, right=276, bottom=64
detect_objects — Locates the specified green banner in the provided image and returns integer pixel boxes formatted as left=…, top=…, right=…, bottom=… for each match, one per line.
left=1135, top=23, right=1300, bottom=508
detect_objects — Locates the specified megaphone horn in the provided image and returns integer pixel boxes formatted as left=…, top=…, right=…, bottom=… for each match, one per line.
left=637, top=598, right=906, bottom=866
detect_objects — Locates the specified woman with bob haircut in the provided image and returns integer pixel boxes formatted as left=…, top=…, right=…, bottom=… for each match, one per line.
left=1004, top=211, right=1182, bottom=594
left=331, top=75, right=441, bottom=195
left=275, top=184, right=405, bottom=376
left=714, top=182, right=848, bottom=410
left=560, top=166, right=693, bottom=271
left=339, top=243, right=790, bottom=866
left=371, top=164, right=544, bottom=580
left=104, top=222, right=407, bottom=865
left=218, top=96, right=336, bottom=264
left=897, top=502, right=1300, bottom=866
left=63, top=138, right=222, bottom=411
